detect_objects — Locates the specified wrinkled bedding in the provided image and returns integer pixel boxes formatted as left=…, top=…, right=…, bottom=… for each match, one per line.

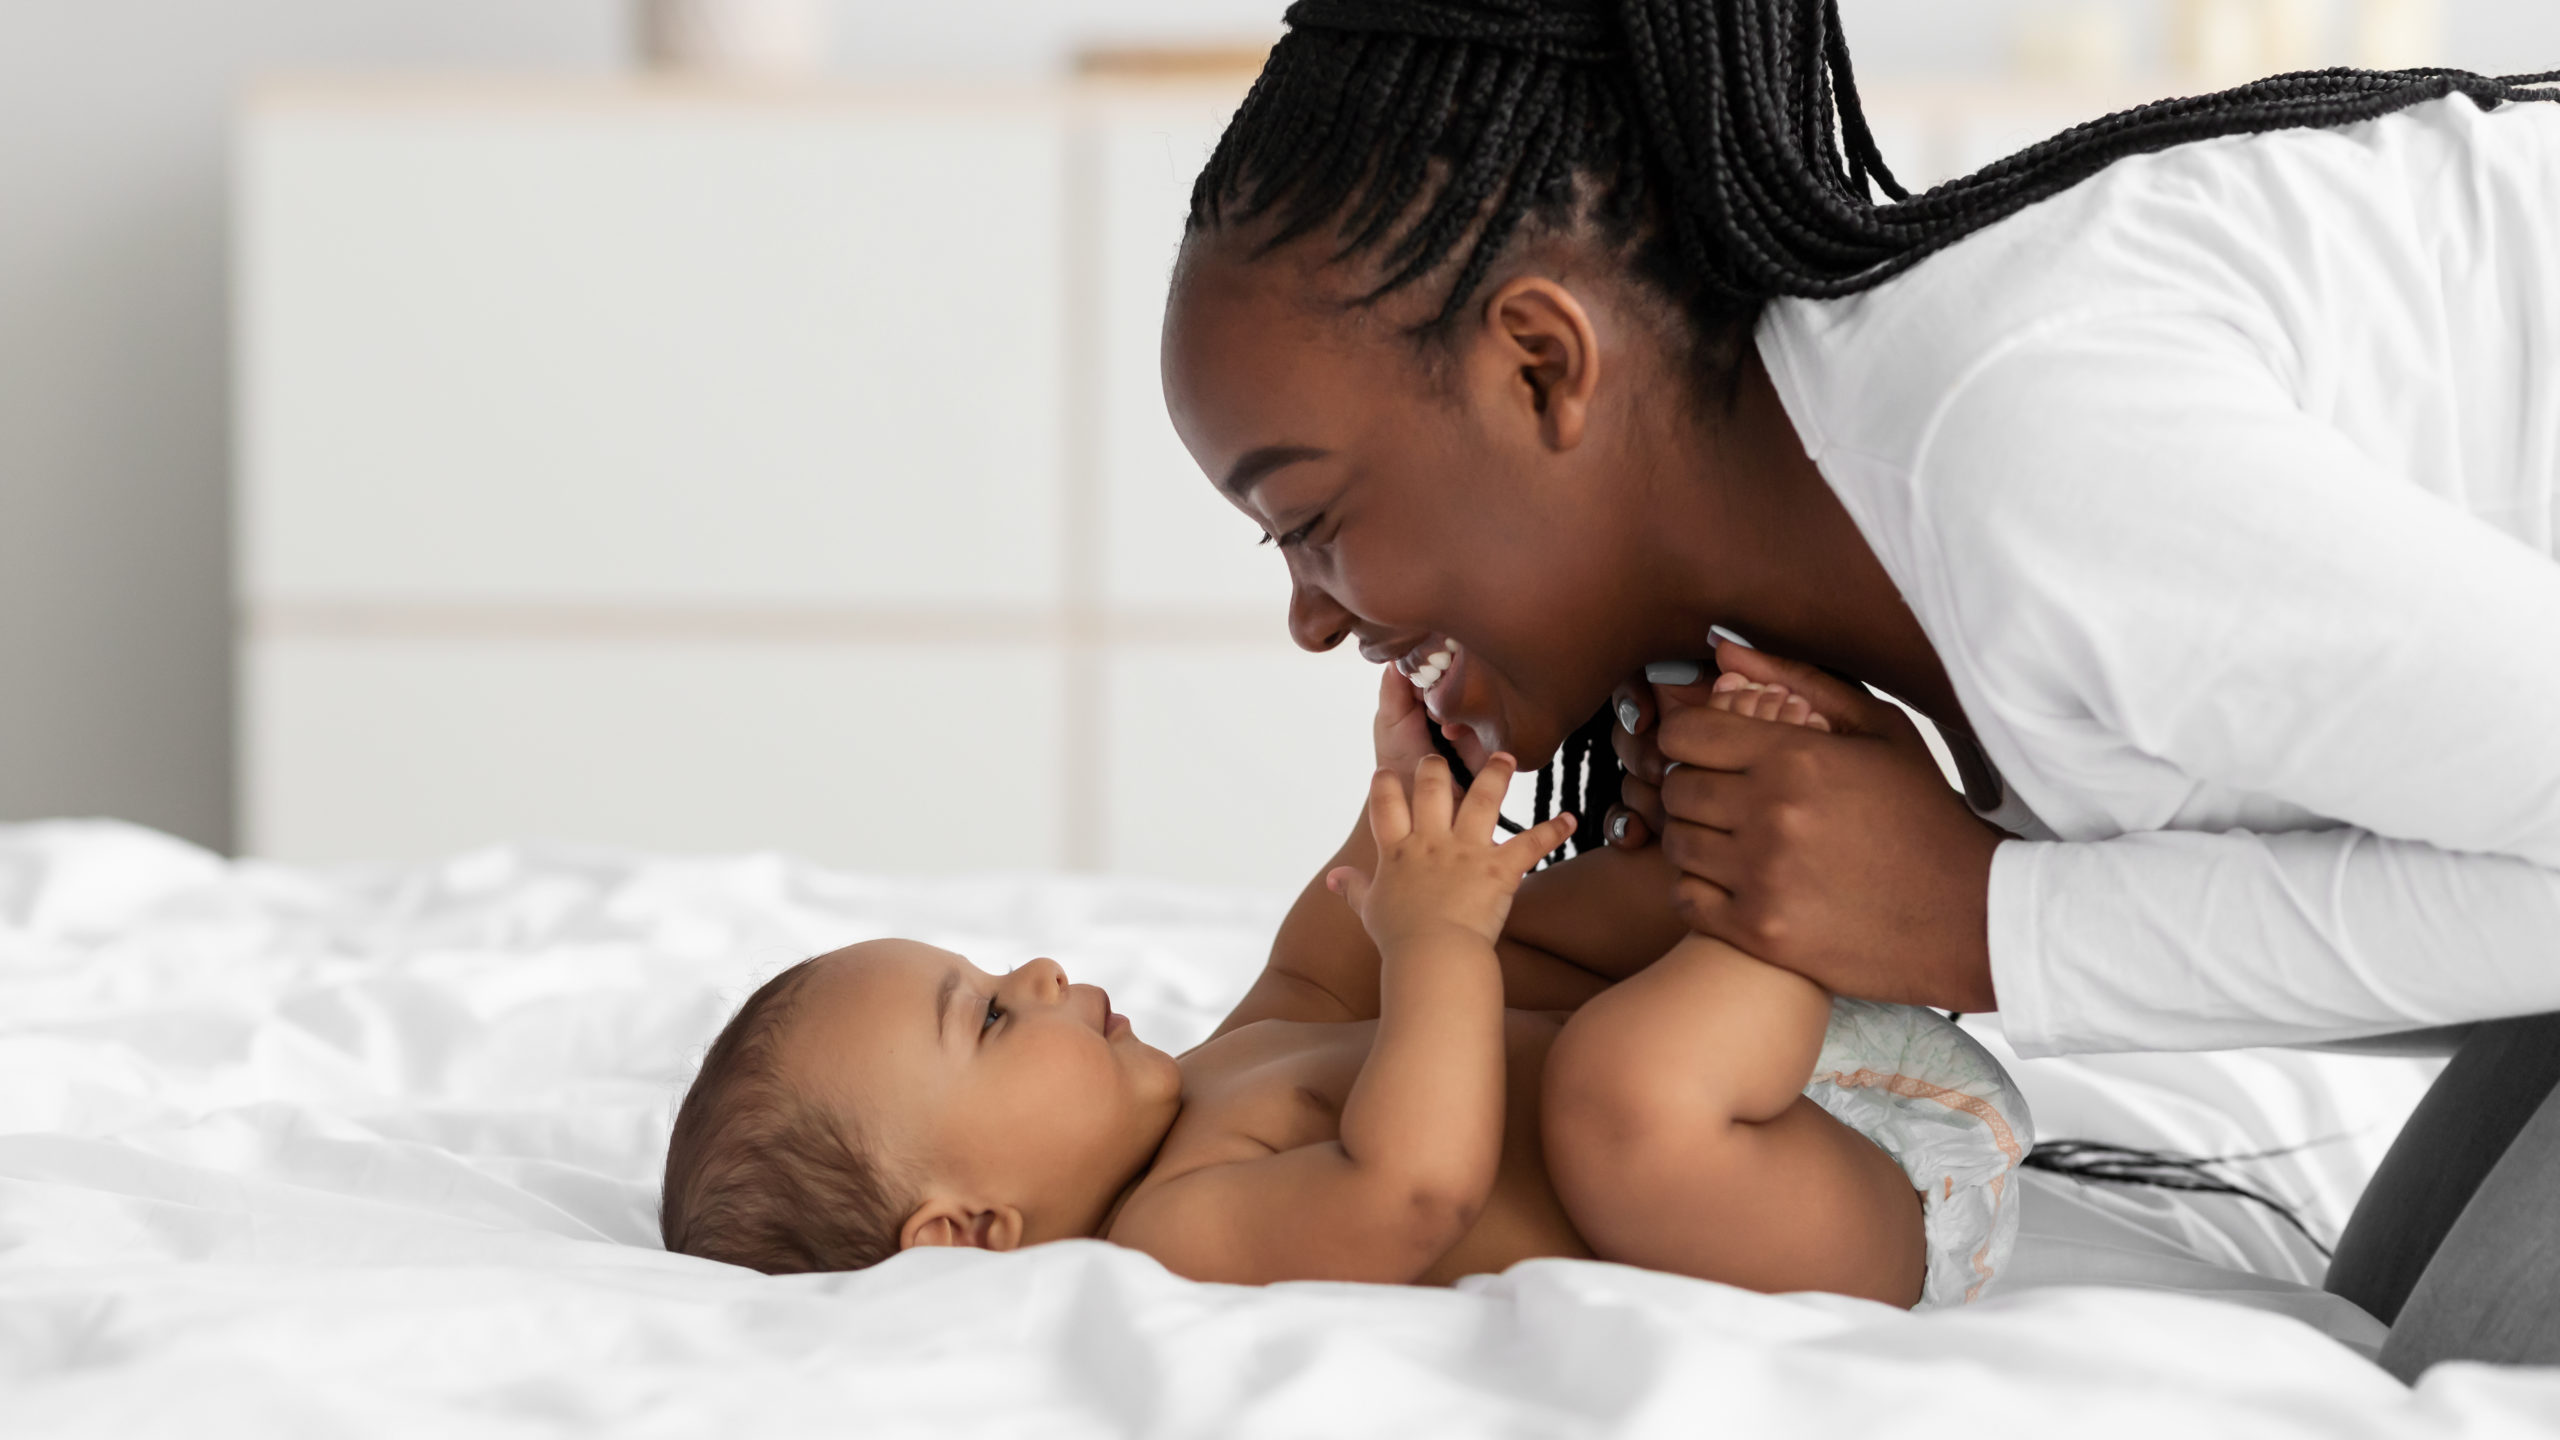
left=4, top=821, right=2554, bottom=1437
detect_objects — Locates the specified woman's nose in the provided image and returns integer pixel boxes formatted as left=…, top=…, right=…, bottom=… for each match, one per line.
left=1287, top=577, right=1354, bottom=654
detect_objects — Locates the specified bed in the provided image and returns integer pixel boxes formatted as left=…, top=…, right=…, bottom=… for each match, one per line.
left=4, top=820, right=2552, bottom=1436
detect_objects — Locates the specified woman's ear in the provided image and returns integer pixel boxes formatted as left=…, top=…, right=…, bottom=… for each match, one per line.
left=1481, top=277, right=1601, bottom=452
left=900, top=1198, right=1026, bottom=1253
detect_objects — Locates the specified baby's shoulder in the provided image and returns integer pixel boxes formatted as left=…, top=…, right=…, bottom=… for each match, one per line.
left=1112, top=1028, right=1366, bottom=1219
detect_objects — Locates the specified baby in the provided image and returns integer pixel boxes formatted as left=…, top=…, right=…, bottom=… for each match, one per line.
left=661, top=670, right=2029, bottom=1306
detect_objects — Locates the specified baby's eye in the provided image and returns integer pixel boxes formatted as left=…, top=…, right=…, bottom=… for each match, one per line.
left=981, top=998, right=1003, bottom=1032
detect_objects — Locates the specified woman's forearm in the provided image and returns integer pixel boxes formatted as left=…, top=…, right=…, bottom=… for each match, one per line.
left=1996, top=830, right=2560, bottom=1054
left=1506, top=845, right=1693, bottom=980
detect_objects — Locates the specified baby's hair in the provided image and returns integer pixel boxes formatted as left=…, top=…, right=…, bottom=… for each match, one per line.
left=660, top=958, right=911, bottom=1274
left=1190, top=0, right=2554, bottom=843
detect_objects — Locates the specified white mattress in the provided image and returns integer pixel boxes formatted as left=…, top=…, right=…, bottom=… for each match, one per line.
left=3, top=820, right=2552, bottom=1436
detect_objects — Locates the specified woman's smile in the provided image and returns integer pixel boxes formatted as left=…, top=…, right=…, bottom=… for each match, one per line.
left=1394, top=636, right=1464, bottom=710
left=1417, top=642, right=1467, bottom=723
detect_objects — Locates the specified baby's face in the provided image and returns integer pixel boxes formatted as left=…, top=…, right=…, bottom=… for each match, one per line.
left=781, top=939, right=1183, bottom=1244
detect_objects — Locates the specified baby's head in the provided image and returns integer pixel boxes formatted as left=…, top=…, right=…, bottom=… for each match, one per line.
left=660, top=939, right=1182, bottom=1272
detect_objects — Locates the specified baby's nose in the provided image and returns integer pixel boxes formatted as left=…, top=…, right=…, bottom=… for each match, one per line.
left=1013, top=956, right=1068, bottom=997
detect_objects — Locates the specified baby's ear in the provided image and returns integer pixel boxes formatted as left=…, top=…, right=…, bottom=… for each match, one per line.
left=899, top=1199, right=1023, bottom=1253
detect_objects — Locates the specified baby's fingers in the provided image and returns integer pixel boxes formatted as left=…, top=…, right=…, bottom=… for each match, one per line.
left=1495, top=813, right=1577, bottom=873
left=1408, top=754, right=1456, bottom=834
left=1454, top=752, right=1518, bottom=839
left=1365, top=765, right=1413, bottom=846
left=1325, top=865, right=1373, bottom=917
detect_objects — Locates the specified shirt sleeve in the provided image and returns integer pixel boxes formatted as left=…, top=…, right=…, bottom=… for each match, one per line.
left=1910, top=310, right=2560, bottom=1055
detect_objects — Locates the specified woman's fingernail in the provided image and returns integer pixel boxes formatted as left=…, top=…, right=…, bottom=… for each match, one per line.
left=1617, top=699, right=1642, bottom=733
left=1645, top=660, right=1705, bottom=685
left=1709, top=625, right=1753, bottom=651
left=1609, top=812, right=1631, bottom=842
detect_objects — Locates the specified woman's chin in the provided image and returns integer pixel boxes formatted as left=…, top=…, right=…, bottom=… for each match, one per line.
left=1440, top=719, right=1500, bottom=773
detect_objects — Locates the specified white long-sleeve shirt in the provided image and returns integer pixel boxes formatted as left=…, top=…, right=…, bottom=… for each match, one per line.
left=1756, top=94, right=2560, bottom=1056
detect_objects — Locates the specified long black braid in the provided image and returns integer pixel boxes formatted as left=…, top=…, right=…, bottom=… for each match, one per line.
left=1193, top=0, right=2553, bottom=860
left=1198, top=0, right=2557, bottom=329
left=2021, top=1139, right=2339, bottom=1258
left=1429, top=703, right=1622, bottom=863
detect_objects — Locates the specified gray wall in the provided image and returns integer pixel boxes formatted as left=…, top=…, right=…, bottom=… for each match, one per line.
left=4, top=0, right=2557, bottom=852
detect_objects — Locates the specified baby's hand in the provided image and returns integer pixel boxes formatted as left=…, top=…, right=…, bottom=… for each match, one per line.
left=1371, top=663, right=1440, bottom=775
left=1327, top=755, right=1576, bottom=954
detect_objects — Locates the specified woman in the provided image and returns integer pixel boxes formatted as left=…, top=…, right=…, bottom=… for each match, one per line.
left=1157, top=0, right=2559, bottom=1380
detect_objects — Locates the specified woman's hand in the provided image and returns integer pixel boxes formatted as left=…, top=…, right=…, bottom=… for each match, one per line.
left=1608, top=640, right=1936, bottom=848
left=1607, top=641, right=2000, bottom=1010
left=1630, top=645, right=2001, bottom=1011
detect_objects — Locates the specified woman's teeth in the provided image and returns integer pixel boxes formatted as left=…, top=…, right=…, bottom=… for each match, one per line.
left=1408, top=642, right=1459, bottom=693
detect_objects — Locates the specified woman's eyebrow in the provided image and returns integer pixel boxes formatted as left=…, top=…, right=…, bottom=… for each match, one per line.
left=1219, top=445, right=1330, bottom=498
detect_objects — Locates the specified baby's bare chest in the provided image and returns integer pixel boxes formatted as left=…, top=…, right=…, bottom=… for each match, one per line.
left=1154, top=1014, right=1564, bottom=1171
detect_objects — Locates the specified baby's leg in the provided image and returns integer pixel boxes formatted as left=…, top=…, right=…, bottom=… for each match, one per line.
left=1541, top=934, right=1924, bottom=1306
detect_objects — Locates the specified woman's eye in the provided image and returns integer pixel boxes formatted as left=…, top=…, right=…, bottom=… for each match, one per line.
left=981, top=998, right=1003, bottom=1032
left=1260, top=516, right=1322, bottom=549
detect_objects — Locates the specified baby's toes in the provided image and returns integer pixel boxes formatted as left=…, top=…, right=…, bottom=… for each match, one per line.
left=1748, top=684, right=1793, bottom=722
left=1777, top=691, right=1815, bottom=727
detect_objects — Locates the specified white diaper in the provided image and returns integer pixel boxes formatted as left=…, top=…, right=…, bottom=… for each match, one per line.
left=1801, top=999, right=2034, bottom=1308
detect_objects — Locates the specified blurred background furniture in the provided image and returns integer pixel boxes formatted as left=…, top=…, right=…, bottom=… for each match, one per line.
left=235, top=73, right=1393, bottom=885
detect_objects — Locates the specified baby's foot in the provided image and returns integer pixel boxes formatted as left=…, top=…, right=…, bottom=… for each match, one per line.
left=1708, top=672, right=1832, bottom=731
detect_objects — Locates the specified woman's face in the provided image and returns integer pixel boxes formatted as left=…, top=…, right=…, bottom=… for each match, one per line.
left=1161, top=236, right=1678, bottom=769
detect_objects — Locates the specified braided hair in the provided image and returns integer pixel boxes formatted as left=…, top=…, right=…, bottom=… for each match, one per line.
left=1186, top=0, right=2556, bottom=856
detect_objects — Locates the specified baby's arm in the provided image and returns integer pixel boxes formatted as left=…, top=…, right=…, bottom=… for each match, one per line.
left=1113, top=757, right=1574, bottom=1284
left=1212, top=666, right=1840, bottom=1039
left=1208, top=670, right=1609, bottom=1040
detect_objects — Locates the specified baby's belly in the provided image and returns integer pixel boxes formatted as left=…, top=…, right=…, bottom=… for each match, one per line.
left=1416, top=1012, right=1591, bottom=1286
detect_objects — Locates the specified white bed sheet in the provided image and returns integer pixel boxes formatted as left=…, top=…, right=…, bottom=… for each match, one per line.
left=3, top=820, right=2554, bottom=1437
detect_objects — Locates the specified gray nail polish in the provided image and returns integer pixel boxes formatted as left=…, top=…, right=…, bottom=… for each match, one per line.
left=1617, top=699, right=1642, bottom=734
left=1645, top=660, right=1705, bottom=685
left=1609, top=813, right=1630, bottom=842
left=1709, top=624, right=1753, bottom=651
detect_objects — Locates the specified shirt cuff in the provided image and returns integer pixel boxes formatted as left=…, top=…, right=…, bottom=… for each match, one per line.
left=1984, top=839, right=2063, bottom=1058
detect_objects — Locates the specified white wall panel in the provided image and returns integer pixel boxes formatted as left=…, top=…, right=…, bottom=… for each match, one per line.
left=1089, top=88, right=1286, bottom=613
left=247, top=637, right=1065, bottom=871
left=1100, top=644, right=1380, bottom=890
left=240, top=92, right=1066, bottom=608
